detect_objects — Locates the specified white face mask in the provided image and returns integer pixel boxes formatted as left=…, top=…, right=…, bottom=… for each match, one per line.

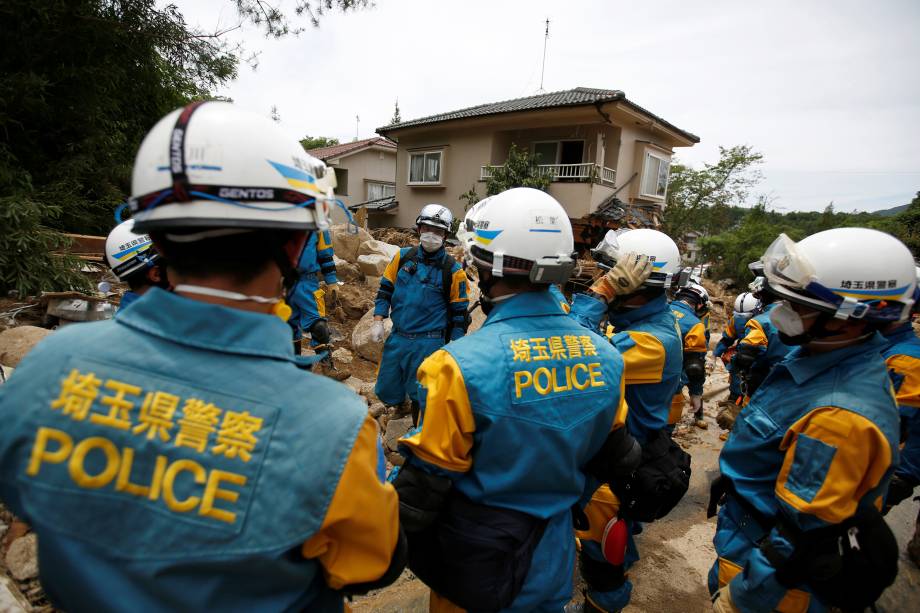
left=420, top=231, right=444, bottom=253
left=769, top=301, right=818, bottom=337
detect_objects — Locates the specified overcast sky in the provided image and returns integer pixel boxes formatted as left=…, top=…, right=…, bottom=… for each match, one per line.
left=172, top=0, right=920, bottom=213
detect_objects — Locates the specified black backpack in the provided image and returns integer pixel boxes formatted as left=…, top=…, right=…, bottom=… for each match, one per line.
left=610, top=429, right=692, bottom=522
left=397, top=246, right=468, bottom=341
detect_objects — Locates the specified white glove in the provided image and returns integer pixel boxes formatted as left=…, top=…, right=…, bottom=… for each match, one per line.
left=711, top=586, right=741, bottom=613
left=370, top=320, right=385, bottom=343
left=590, top=252, right=653, bottom=302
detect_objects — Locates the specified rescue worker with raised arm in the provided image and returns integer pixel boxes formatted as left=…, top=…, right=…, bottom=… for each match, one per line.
left=731, top=263, right=792, bottom=402
left=714, top=292, right=761, bottom=407
left=708, top=228, right=913, bottom=613
left=393, top=188, right=640, bottom=612
left=0, top=102, right=404, bottom=612
left=670, top=282, right=711, bottom=430
left=287, top=225, right=338, bottom=354
left=568, top=229, right=686, bottom=613
left=103, top=219, right=169, bottom=312
left=372, top=204, right=469, bottom=425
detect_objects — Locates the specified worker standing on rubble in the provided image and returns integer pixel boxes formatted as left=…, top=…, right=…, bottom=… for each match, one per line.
left=103, top=219, right=168, bottom=312
left=669, top=282, right=711, bottom=430
left=372, top=204, right=469, bottom=425
left=393, top=187, right=640, bottom=612
left=713, top=292, right=760, bottom=407
left=567, top=229, right=688, bottom=613
left=0, top=102, right=404, bottom=611
left=287, top=227, right=339, bottom=355
left=708, top=228, right=913, bottom=613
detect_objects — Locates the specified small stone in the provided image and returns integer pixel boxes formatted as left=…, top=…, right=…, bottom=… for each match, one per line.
left=5, top=533, right=38, bottom=580
left=0, top=575, right=29, bottom=613
left=359, top=381, right=376, bottom=397
left=386, top=451, right=405, bottom=467
left=343, top=376, right=365, bottom=394
left=331, top=348, right=353, bottom=364
left=369, top=402, right=386, bottom=418
left=384, top=416, right=413, bottom=451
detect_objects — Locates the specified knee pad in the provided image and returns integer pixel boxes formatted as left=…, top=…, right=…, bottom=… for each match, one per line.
left=309, top=319, right=330, bottom=345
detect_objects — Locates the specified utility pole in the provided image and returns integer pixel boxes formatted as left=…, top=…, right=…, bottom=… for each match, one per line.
left=538, top=18, right=550, bottom=94
left=354, top=115, right=360, bottom=141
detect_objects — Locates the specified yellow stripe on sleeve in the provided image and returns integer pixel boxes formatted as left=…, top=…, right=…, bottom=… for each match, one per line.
left=612, top=374, right=629, bottom=430
left=450, top=268, right=468, bottom=303
left=301, top=415, right=399, bottom=589
left=886, top=354, right=920, bottom=409
left=400, top=350, right=475, bottom=473
left=622, top=330, right=666, bottom=385
left=317, top=229, right=333, bottom=251
left=382, top=251, right=402, bottom=284
left=724, top=316, right=738, bottom=341
left=684, top=322, right=708, bottom=353
left=776, top=407, right=892, bottom=525
left=740, top=318, right=768, bottom=348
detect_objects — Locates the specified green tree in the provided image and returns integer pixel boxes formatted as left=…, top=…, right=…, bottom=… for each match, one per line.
left=893, top=191, right=920, bottom=255
left=459, top=144, right=551, bottom=211
left=299, top=135, right=340, bottom=150
left=390, top=99, right=402, bottom=125
left=232, top=0, right=371, bottom=37
left=663, top=145, right=764, bottom=240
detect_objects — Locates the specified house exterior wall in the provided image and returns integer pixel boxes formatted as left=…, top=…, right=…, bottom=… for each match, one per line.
left=327, top=148, right=395, bottom=224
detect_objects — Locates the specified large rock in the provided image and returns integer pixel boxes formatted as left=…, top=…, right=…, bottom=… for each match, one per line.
left=467, top=281, right=487, bottom=333
left=359, top=239, right=400, bottom=260
left=384, top=416, right=413, bottom=451
left=332, top=255, right=363, bottom=283
left=352, top=308, right=391, bottom=363
left=336, top=284, right=374, bottom=320
left=0, top=326, right=51, bottom=367
left=0, top=575, right=29, bottom=613
left=5, top=533, right=38, bottom=580
left=331, top=223, right=373, bottom=263
left=357, top=254, right=390, bottom=277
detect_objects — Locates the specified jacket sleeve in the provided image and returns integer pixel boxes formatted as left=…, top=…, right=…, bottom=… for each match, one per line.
left=569, top=293, right=608, bottom=333
left=301, top=415, right=400, bottom=589
left=738, top=318, right=768, bottom=354
left=886, top=353, right=920, bottom=483
left=683, top=322, right=708, bottom=354
left=714, top=316, right=738, bottom=358
left=447, top=264, right=470, bottom=341
left=728, top=406, right=894, bottom=612
left=398, top=349, right=475, bottom=475
left=316, top=230, right=338, bottom=285
left=374, top=250, right=403, bottom=319
left=612, top=330, right=667, bottom=385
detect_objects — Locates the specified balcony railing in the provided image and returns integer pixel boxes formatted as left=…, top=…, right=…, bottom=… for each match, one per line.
left=480, top=163, right=616, bottom=185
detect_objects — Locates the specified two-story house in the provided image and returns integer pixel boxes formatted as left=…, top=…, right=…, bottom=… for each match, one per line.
left=375, top=87, right=698, bottom=243
left=306, top=136, right=397, bottom=225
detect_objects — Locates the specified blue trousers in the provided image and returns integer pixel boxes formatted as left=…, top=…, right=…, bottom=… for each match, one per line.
left=288, top=276, right=325, bottom=343
left=374, top=333, right=444, bottom=405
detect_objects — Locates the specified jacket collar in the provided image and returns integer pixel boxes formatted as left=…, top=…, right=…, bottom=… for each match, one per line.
left=116, top=287, right=302, bottom=363
left=483, top=290, right=567, bottom=325
left=609, top=293, right=670, bottom=329
left=781, top=332, right=888, bottom=385
left=671, top=300, right=695, bottom=316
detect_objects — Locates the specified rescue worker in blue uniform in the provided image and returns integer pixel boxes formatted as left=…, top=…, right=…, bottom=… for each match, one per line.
left=709, top=228, right=915, bottom=613
left=714, top=292, right=760, bottom=406
left=0, top=102, right=404, bottom=612
left=288, top=228, right=338, bottom=354
left=393, top=188, right=640, bottom=612
left=670, top=282, right=711, bottom=430
left=372, top=204, right=469, bottom=425
left=732, top=271, right=792, bottom=403
left=103, top=219, right=168, bottom=313
left=569, top=228, right=686, bottom=612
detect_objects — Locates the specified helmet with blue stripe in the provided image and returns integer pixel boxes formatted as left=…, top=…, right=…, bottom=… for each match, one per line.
left=104, top=220, right=160, bottom=280
left=592, top=228, right=682, bottom=289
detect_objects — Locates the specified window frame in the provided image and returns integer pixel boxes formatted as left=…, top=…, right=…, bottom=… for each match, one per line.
left=407, top=149, right=444, bottom=186
left=366, top=180, right=396, bottom=201
left=639, top=150, right=671, bottom=199
left=531, top=139, right=585, bottom=166
left=333, top=167, right=349, bottom=196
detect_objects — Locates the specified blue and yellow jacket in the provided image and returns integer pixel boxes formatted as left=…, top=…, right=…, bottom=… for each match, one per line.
left=374, top=246, right=468, bottom=340
left=399, top=290, right=627, bottom=611
left=714, top=334, right=900, bottom=612
left=570, top=292, right=683, bottom=444
left=0, top=289, right=398, bottom=612
left=714, top=314, right=751, bottom=358
left=882, top=322, right=920, bottom=484
left=297, top=230, right=338, bottom=285
left=737, top=302, right=792, bottom=367
left=118, top=291, right=142, bottom=313
left=671, top=299, right=708, bottom=393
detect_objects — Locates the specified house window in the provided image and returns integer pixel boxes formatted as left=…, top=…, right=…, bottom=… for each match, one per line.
left=640, top=152, right=670, bottom=198
left=408, top=151, right=442, bottom=184
left=333, top=168, right=348, bottom=195
left=367, top=182, right=395, bottom=201
left=532, top=140, right=584, bottom=165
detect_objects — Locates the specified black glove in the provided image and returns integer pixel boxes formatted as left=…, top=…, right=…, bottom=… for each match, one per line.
left=392, top=463, right=452, bottom=531
left=585, top=426, right=642, bottom=484
left=883, top=473, right=917, bottom=514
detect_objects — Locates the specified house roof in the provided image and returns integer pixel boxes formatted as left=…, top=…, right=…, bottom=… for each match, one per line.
left=377, top=87, right=699, bottom=143
left=307, top=136, right=396, bottom=162
left=348, top=195, right=398, bottom=212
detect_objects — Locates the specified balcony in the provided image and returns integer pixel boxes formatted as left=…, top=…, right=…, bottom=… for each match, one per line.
left=480, top=163, right=616, bottom=186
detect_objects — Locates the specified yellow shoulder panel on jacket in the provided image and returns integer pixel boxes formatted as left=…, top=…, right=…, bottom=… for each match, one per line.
left=724, top=316, right=738, bottom=341
left=622, top=331, right=666, bottom=385
left=382, top=251, right=402, bottom=284
left=400, top=350, right=475, bottom=473
left=301, top=415, right=399, bottom=589
left=886, top=354, right=920, bottom=409
left=684, top=322, right=708, bottom=353
left=740, top=318, right=768, bottom=347
left=776, top=407, right=892, bottom=525
left=450, top=268, right=468, bottom=303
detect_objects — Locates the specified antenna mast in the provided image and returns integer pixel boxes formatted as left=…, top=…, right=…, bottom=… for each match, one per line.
left=538, top=18, right=550, bottom=93
left=355, top=115, right=360, bottom=142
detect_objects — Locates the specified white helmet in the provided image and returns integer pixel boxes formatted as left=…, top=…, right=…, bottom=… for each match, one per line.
left=676, top=282, right=709, bottom=308
left=762, top=228, right=916, bottom=322
left=105, top=220, right=160, bottom=280
left=457, top=187, right=575, bottom=284
left=416, top=204, right=453, bottom=232
left=130, top=102, right=330, bottom=233
left=592, top=228, right=682, bottom=288
left=733, top=292, right=760, bottom=314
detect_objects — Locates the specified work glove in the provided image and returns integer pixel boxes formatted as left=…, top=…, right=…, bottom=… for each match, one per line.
left=326, top=282, right=339, bottom=302
left=711, top=586, right=741, bottom=613
left=883, top=473, right=917, bottom=514
left=370, top=319, right=385, bottom=343
left=589, top=252, right=653, bottom=303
